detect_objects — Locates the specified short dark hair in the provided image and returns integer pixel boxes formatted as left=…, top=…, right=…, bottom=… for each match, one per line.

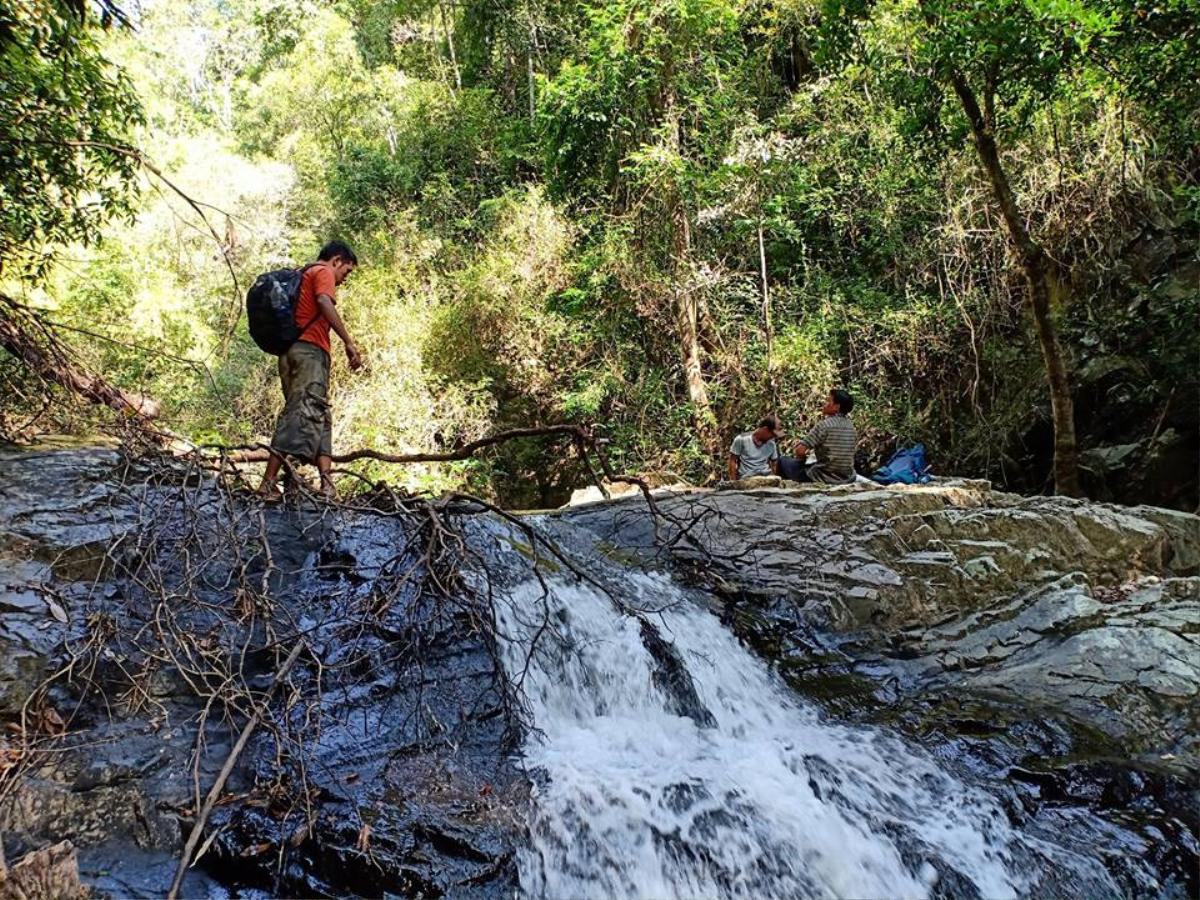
left=318, top=241, right=358, bottom=265
left=831, top=389, right=854, bottom=414
left=757, top=415, right=782, bottom=433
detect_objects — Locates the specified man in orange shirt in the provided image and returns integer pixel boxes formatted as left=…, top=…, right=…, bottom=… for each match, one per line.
left=257, top=241, right=365, bottom=501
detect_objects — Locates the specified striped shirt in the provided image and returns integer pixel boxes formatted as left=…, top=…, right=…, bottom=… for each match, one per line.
left=802, top=415, right=857, bottom=484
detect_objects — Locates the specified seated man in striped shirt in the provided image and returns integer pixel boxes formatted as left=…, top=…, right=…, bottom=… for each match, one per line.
left=777, top=389, right=858, bottom=484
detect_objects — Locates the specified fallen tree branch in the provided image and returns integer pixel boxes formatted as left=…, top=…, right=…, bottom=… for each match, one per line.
left=201, top=426, right=661, bottom=500
left=41, top=315, right=224, bottom=397
left=0, top=294, right=161, bottom=425
left=167, top=637, right=307, bottom=900
left=212, top=424, right=593, bottom=465
left=191, top=425, right=671, bottom=536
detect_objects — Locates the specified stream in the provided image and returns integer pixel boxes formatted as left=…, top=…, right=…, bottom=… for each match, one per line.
left=491, top=566, right=1155, bottom=899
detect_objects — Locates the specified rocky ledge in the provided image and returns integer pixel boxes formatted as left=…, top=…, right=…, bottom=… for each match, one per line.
left=2, top=450, right=1198, bottom=897
left=0, top=447, right=520, bottom=898
left=563, top=479, right=1200, bottom=765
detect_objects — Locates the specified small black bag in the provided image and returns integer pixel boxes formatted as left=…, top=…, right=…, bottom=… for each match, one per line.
left=245, top=265, right=318, bottom=355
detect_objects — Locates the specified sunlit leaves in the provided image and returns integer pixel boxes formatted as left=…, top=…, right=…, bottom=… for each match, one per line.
left=0, top=0, right=142, bottom=280
left=537, top=0, right=748, bottom=199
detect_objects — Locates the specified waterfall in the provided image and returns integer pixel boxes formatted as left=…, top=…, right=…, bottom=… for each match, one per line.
left=495, top=569, right=1120, bottom=900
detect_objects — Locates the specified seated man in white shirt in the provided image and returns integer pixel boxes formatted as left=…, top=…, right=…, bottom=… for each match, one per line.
left=727, top=415, right=783, bottom=480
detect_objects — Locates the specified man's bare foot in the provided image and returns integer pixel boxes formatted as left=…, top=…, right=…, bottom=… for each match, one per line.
left=255, top=480, right=283, bottom=503
left=320, top=478, right=339, bottom=502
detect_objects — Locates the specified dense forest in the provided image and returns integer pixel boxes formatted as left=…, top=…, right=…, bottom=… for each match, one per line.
left=1, top=0, right=1197, bottom=508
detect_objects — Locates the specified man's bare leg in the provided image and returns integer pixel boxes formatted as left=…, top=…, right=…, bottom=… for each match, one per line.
left=317, top=454, right=338, bottom=500
left=257, top=452, right=285, bottom=499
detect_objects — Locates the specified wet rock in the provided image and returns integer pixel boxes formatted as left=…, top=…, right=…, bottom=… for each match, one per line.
left=0, top=447, right=523, bottom=898
left=638, top=619, right=717, bottom=728
left=74, top=843, right=219, bottom=899
left=898, top=577, right=1200, bottom=755
left=0, top=840, right=88, bottom=900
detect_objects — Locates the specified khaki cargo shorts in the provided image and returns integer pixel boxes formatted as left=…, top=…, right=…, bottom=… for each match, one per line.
left=270, top=340, right=332, bottom=462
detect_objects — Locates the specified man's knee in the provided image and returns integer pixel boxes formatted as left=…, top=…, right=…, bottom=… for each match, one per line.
left=778, top=457, right=809, bottom=482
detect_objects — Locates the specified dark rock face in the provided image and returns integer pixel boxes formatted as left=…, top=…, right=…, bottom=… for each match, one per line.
left=0, top=447, right=522, bottom=898
left=561, top=480, right=1200, bottom=895
left=1079, top=429, right=1198, bottom=511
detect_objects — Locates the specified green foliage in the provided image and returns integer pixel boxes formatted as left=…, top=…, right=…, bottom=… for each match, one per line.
left=0, top=0, right=142, bottom=280
left=7, top=0, right=1195, bottom=504
left=538, top=0, right=747, bottom=199
left=424, top=187, right=575, bottom=415
left=1097, top=0, right=1200, bottom=155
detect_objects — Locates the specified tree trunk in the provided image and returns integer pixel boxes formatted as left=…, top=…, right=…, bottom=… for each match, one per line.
left=527, top=51, right=536, bottom=122
left=950, top=73, right=1083, bottom=497
left=758, top=223, right=773, bottom=364
left=439, top=0, right=462, bottom=92
left=661, top=76, right=716, bottom=456
left=527, top=19, right=537, bottom=124
left=671, top=212, right=715, bottom=454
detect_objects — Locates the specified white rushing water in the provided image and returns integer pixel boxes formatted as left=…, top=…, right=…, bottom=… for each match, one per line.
left=495, top=571, right=1117, bottom=900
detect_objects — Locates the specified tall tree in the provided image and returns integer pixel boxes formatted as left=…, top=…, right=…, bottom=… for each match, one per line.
left=901, top=0, right=1121, bottom=496
left=901, top=0, right=1200, bottom=495
left=539, top=0, right=745, bottom=456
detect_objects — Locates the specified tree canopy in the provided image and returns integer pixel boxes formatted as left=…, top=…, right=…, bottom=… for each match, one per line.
left=0, top=0, right=142, bottom=279
left=1, top=0, right=1196, bottom=507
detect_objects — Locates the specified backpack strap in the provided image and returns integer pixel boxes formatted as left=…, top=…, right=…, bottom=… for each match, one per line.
left=294, top=262, right=327, bottom=341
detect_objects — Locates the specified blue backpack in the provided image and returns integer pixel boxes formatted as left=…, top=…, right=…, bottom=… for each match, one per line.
left=872, top=444, right=932, bottom=485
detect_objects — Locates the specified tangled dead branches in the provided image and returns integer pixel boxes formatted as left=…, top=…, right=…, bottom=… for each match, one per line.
left=1, top=445, right=525, bottom=891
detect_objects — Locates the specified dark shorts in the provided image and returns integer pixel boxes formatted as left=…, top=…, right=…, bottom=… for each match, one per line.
left=271, top=340, right=332, bottom=463
left=778, top=457, right=814, bottom=482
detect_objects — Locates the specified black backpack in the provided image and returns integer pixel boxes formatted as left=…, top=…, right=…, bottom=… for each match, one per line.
left=245, top=264, right=320, bottom=355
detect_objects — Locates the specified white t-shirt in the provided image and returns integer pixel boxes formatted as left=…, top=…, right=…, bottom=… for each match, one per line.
left=730, top=432, right=779, bottom=478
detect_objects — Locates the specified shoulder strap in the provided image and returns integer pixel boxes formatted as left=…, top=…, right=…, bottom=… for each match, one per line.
left=295, top=263, right=327, bottom=339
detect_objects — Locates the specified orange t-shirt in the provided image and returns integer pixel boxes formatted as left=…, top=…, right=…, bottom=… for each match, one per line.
left=293, top=262, right=337, bottom=354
